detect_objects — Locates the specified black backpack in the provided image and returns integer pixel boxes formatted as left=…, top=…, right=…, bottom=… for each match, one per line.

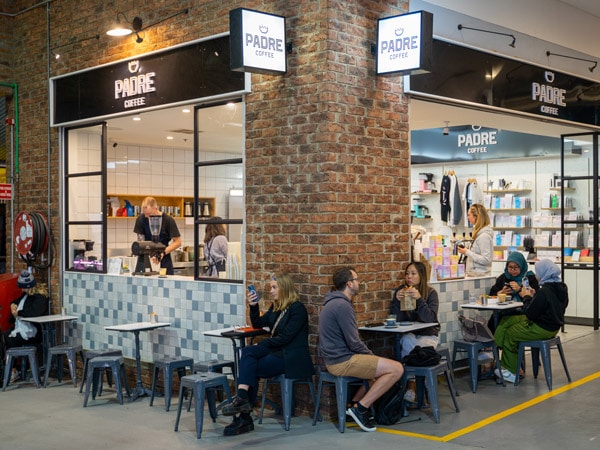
left=401, top=345, right=442, bottom=367
left=374, top=379, right=407, bottom=425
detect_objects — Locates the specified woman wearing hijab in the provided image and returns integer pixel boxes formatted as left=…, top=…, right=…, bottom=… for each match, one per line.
left=493, top=259, right=568, bottom=383
left=487, top=252, right=540, bottom=332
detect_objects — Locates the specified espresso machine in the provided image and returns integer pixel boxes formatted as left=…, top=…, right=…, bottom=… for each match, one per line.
left=72, top=239, right=98, bottom=270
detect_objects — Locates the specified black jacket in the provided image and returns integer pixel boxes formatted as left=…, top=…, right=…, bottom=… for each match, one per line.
left=522, top=282, right=568, bottom=332
left=489, top=273, right=539, bottom=300
left=250, top=301, right=314, bottom=379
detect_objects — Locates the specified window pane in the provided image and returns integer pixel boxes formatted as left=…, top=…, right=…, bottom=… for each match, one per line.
left=67, top=175, right=103, bottom=221
left=67, top=125, right=103, bottom=174
left=68, top=224, right=104, bottom=272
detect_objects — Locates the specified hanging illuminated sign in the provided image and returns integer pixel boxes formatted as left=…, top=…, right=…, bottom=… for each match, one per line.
left=229, top=8, right=287, bottom=74
left=376, top=10, right=433, bottom=75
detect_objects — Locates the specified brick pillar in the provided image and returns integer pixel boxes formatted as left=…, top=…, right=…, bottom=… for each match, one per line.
left=245, top=0, right=412, bottom=362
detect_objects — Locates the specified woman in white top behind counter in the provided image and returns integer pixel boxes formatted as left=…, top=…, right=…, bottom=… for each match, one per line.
left=457, top=203, right=494, bottom=277
left=204, top=218, right=228, bottom=277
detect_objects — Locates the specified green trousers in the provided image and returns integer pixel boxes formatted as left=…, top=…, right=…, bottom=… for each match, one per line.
left=493, top=314, right=557, bottom=374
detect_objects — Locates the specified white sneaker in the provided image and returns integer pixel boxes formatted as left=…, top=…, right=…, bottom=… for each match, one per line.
left=403, top=389, right=416, bottom=403
left=494, top=367, right=516, bottom=383
left=10, top=369, right=20, bottom=383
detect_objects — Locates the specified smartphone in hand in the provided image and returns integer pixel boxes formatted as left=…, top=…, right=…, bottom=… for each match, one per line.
left=247, top=285, right=259, bottom=303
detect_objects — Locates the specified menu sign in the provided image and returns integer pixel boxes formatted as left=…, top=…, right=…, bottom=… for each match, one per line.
left=229, top=8, right=287, bottom=74
left=376, top=10, right=433, bottom=75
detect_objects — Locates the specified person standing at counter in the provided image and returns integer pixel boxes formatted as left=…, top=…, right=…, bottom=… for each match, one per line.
left=133, top=197, right=181, bottom=275
left=457, top=203, right=493, bottom=277
left=494, top=259, right=568, bottom=383
left=204, top=218, right=228, bottom=277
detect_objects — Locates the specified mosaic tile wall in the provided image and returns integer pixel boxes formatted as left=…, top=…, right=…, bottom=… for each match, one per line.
left=431, top=276, right=496, bottom=349
left=63, top=273, right=246, bottom=365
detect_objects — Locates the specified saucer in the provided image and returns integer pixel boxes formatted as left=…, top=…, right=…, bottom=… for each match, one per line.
left=397, top=321, right=413, bottom=326
left=384, top=324, right=398, bottom=329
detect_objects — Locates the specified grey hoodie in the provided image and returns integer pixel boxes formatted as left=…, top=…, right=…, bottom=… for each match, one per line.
left=318, top=290, right=373, bottom=366
left=465, top=224, right=494, bottom=276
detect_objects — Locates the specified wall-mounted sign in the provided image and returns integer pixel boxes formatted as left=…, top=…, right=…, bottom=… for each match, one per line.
left=51, top=36, right=247, bottom=126
left=376, top=10, right=433, bottom=76
left=230, top=8, right=287, bottom=74
left=408, top=39, right=600, bottom=127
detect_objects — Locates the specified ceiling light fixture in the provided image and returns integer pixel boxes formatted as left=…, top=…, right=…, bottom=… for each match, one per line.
left=106, top=8, right=189, bottom=44
left=546, top=51, right=597, bottom=73
left=443, top=121, right=450, bottom=136
left=50, top=34, right=100, bottom=60
left=458, top=24, right=516, bottom=48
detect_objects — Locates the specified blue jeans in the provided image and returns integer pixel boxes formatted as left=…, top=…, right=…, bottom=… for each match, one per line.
left=237, top=345, right=285, bottom=404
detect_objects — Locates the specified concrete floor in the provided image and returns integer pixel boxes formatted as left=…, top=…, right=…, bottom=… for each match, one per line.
left=1, top=325, right=599, bottom=450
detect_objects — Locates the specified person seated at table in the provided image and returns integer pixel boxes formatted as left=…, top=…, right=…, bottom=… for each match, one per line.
left=1, top=270, right=48, bottom=383
left=487, top=252, right=539, bottom=332
left=390, top=261, right=439, bottom=403
left=493, top=259, right=568, bottom=383
left=221, top=272, right=314, bottom=436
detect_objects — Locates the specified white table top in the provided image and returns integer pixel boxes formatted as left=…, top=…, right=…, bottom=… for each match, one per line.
left=461, top=301, right=523, bottom=311
left=105, top=322, right=171, bottom=332
left=21, top=314, right=78, bottom=324
left=359, top=321, right=438, bottom=334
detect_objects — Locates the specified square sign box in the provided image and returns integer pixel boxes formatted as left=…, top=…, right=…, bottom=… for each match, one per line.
left=376, top=10, right=433, bottom=76
left=230, top=8, right=287, bottom=74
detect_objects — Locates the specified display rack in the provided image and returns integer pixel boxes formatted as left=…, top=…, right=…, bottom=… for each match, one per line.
left=560, top=132, right=599, bottom=330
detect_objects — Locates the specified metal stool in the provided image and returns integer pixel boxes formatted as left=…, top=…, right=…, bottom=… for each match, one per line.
left=312, top=369, right=371, bottom=433
left=259, top=373, right=317, bottom=431
left=2, top=346, right=40, bottom=390
left=193, top=359, right=235, bottom=401
left=82, top=355, right=131, bottom=406
left=43, top=344, right=84, bottom=387
left=79, top=349, right=123, bottom=394
left=174, top=372, right=232, bottom=439
left=452, top=339, right=504, bottom=392
left=404, top=361, right=460, bottom=423
left=150, top=356, right=194, bottom=411
left=515, top=336, right=571, bottom=390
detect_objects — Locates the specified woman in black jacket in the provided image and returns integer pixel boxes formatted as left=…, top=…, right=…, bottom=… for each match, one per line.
left=494, top=259, right=568, bottom=383
left=221, top=272, right=314, bottom=436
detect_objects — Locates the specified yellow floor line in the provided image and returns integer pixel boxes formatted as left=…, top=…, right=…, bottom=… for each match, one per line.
left=376, top=371, right=600, bottom=442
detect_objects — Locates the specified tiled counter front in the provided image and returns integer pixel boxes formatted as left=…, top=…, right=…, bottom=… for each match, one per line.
left=432, top=276, right=496, bottom=349
left=62, top=273, right=245, bottom=364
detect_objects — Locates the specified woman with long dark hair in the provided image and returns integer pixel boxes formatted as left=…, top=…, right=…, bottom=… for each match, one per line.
left=203, top=218, right=228, bottom=277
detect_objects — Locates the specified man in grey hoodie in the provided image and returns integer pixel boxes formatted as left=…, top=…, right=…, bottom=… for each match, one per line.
left=318, top=267, right=404, bottom=432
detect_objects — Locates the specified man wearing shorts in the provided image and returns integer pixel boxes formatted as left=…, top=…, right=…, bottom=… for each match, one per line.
left=318, top=267, right=404, bottom=431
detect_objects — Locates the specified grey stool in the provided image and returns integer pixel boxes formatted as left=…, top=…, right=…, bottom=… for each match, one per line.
left=150, top=356, right=194, bottom=411
left=174, top=372, right=232, bottom=439
left=2, top=346, right=40, bottom=390
left=83, top=355, right=131, bottom=406
left=404, top=360, right=460, bottom=424
left=259, top=373, right=317, bottom=431
left=193, top=359, right=235, bottom=402
left=79, top=349, right=123, bottom=394
left=43, top=344, right=84, bottom=387
left=452, top=339, right=504, bottom=392
left=312, top=369, right=371, bottom=433
left=515, top=336, right=571, bottom=390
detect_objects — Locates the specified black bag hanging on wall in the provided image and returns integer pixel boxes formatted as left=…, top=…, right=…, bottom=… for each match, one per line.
left=374, top=379, right=407, bottom=425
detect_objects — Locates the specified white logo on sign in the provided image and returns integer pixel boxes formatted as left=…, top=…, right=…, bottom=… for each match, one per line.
left=128, top=61, right=140, bottom=74
left=544, top=71, right=555, bottom=83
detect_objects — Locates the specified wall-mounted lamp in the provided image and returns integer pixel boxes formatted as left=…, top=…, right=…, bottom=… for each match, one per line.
left=546, top=50, right=597, bottom=73
left=50, top=34, right=100, bottom=60
left=106, top=8, right=189, bottom=43
left=458, top=24, right=516, bottom=48
left=443, top=121, right=450, bottom=136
